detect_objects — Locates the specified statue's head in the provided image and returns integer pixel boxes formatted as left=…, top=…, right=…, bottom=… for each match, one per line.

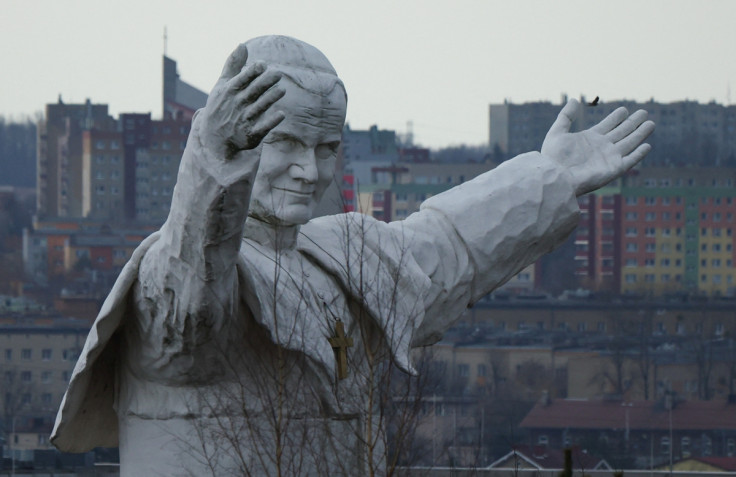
left=244, top=36, right=347, bottom=226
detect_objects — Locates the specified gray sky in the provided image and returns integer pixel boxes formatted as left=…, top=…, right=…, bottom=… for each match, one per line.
left=2, top=0, right=736, bottom=148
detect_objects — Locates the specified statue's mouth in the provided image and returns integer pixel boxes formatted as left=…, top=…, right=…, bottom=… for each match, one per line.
left=275, top=187, right=314, bottom=197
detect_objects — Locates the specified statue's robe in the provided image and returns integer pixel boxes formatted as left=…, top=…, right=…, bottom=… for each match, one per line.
left=51, top=115, right=580, bottom=476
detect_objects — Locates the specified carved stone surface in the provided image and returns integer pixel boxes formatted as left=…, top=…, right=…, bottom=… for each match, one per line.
left=51, top=35, right=654, bottom=475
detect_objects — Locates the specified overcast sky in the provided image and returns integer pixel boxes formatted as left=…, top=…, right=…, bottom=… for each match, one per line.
left=3, top=1, right=736, bottom=148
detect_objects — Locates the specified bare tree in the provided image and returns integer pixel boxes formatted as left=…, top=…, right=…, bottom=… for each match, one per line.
left=176, top=211, right=435, bottom=476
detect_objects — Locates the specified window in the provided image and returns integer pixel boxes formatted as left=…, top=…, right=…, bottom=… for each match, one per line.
left=477, top=364, right=487, bottom=377
left=42, top=349, right=51, bottom=361
left=21, top=371, right=31, bottom=382
left=625, top=274, right=637, bottom=283
left=626, top=227, right=638, bottom=237
left=457, top=364, right=469, bottom=378
left=703, top=435, right=713, bottom=456
left=645, top=258, right=655, bottom=267
left=646, top=243, right=656, bottom=252
left=681, top=437, right=691, bottom=457
left=4, top=349, right=10, bottom=361
left=626, top=197, right=638, bottom=205
left=626, top=243, right=638, bottom=252
left=41, top=371, right=51, bottom=383
left=538, top=435, right=549, bottom=446
left=21, top=349, right=31, bottom=360
left=626, top=259, right=637, bottom=267
left=577, top=322, right=587, bottom=332
left=645, top=212, right=656, bottom=221
left=660, top=436, right=670, bottom=455
left=626, top=212, right=638, bottom=220
left=645, top=227, right=656, bottom=237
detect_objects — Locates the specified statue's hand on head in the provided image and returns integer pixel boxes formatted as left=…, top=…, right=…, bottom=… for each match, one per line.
left=541, top=98, right=655, bottom=197
left=199, top=44, right=286, bottom=161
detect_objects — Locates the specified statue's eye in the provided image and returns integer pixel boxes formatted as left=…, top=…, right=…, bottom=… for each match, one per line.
left=265, top=135, right=304, bottom=153
left=315, top=142, right=340, bottom=160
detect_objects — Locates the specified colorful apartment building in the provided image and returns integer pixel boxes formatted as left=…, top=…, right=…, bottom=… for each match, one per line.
left=574, top=185, right=622, bottom=291
left=620, top=167, right=736, bottom=296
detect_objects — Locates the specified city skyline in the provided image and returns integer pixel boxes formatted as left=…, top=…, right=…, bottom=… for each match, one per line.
left=3, top=1, right=736, bottom=148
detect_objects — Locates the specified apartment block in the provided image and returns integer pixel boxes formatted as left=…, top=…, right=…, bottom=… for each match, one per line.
left=36, top=55, right=204, bottom=225
left=490, top=97, right=736, bottom=167
left=620, top=167, right=736, bottom=296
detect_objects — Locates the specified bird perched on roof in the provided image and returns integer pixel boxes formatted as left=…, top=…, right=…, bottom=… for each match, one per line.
left=588, top=96, right=600, bottom=107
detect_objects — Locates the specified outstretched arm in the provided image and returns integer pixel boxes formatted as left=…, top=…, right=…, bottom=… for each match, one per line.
left=405, top=100, right=654, bottom=345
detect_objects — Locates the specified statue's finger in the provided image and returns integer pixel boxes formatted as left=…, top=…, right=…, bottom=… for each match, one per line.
left=621, top=143, right=652, bottom=171
left=590, top=107, right=629, bottom=134
left=547, top=99, right=580, bottom=136
left=607, top=110, right=648, bottom=143
left=246, top=112, right=286, bottom=147
left=235, top=69, right=282, bottom=104
left=242, top=85, right=286, bottom=122
left=616, top=120, right=655, bottom=157
left=220, top=44, right=249, bottom=80
left=228, top=62, right=268, bottom=92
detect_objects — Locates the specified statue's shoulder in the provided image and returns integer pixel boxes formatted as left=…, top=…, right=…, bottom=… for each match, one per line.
left=300, top=212, right=384, bottom=247
left=51, top=230, right=162, bottom=452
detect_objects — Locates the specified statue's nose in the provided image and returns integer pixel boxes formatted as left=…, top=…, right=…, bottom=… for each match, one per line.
left=289, top=151, right=318, bottom=183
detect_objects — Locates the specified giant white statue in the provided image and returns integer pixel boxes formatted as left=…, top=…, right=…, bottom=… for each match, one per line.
left=51, top=36, right=654, bottom=475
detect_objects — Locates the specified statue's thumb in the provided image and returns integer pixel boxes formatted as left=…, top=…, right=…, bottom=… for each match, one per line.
left=220, top=43, right=249, bottom=80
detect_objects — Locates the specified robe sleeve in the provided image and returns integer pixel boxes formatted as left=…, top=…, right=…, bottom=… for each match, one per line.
left=128, top=111, right=255, bottom=382
left=390, top=152, right=580, bottom=347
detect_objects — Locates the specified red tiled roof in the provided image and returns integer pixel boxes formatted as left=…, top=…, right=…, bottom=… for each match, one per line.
left=520, top=399, right=736, bottom=431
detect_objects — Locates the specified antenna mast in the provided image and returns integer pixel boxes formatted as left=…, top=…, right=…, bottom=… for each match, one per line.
left=163, top=26, right=168, bottom=56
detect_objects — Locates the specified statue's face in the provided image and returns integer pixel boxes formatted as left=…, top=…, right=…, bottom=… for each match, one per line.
left=249, top=78, right=346, bottom=226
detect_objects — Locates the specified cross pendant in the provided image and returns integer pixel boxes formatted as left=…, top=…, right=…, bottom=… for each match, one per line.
left=328, top=319, right=353, bottom=380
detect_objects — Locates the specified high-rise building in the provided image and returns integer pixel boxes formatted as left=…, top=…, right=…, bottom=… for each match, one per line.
left=36, top=100, right=115, bottom=219
left=36, top=55, right=205, bottom=224
left=163, top=55, right=207, bottom=121
left=490, top=97, right=736, bottom=166
left=619, top=167, right=736, bottom=296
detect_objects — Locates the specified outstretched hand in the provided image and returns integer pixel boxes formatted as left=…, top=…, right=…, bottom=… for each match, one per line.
left=541, top=99, right=655, bottom=196
left=199, top=44, right=286, bottom=160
